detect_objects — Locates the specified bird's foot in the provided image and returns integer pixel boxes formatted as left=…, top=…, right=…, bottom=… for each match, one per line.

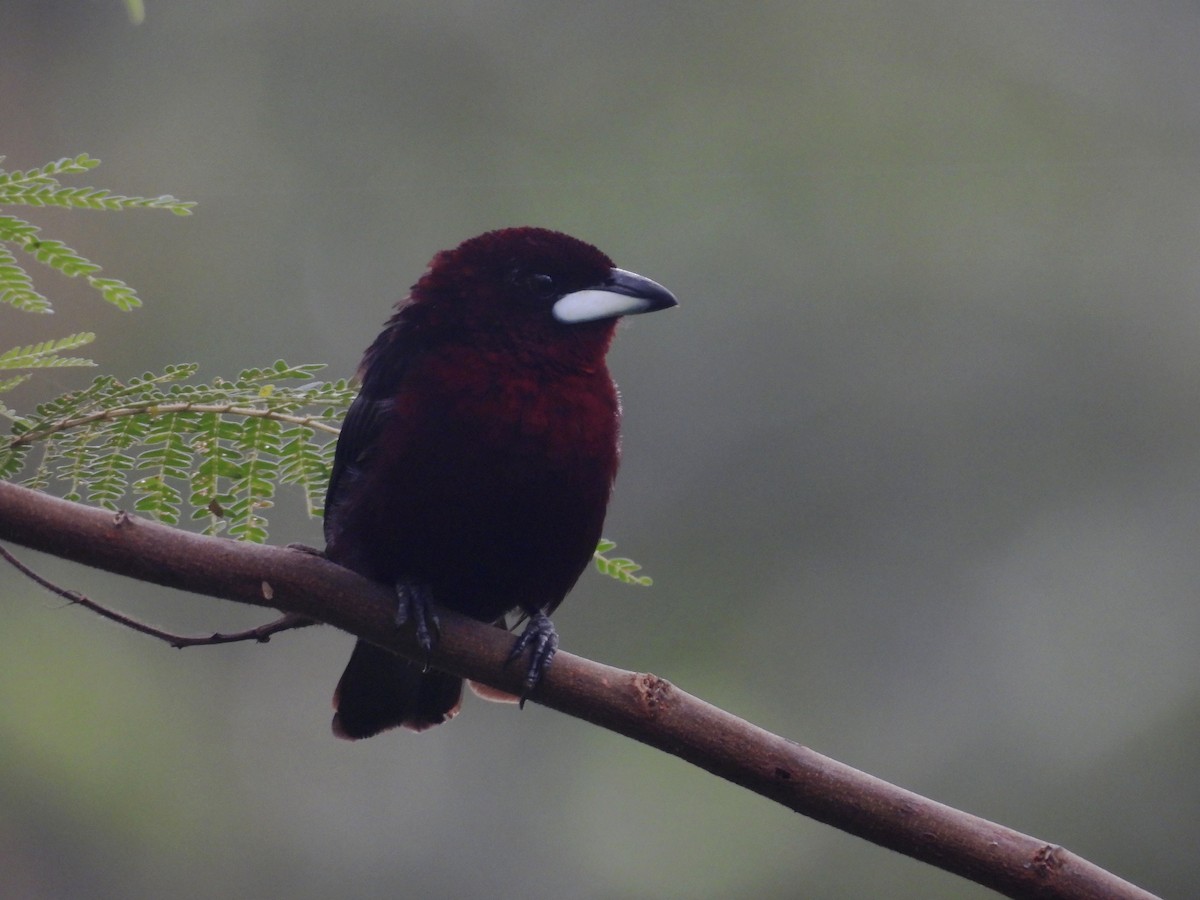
left=505, top=612, right=559, bottom=706
left=394, top=582, right=439, bottom=657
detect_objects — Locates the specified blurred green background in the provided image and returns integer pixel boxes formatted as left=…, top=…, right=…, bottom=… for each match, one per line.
left=3, top=2, right=1198, bottom=898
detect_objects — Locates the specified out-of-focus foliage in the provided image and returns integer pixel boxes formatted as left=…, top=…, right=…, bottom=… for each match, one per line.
left=123, top=0, right=144, bottom=26
left=0, top=154, right=192, bottom=313
left=0, top=153, right=193, bottom=419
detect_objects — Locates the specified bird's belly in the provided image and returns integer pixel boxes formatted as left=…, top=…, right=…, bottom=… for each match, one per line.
left=340, top=382, right=617, bottom=619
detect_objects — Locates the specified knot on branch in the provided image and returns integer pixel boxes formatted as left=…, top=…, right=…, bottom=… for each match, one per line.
left=1031, top=843, right=1067, bottom=879
left=633, top=672, right=673, bottom=719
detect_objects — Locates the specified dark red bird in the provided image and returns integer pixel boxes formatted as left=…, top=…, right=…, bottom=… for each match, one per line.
left=323, top=227, right=677, bottom=738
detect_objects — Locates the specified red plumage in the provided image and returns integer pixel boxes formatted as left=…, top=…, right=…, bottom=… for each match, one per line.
left=324, top=227, right=676, bottom=738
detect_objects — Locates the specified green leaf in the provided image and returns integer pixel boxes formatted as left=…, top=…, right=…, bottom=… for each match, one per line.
left=0, top=155, right=99, bottom=191
left=0, top=185, right=194, bottom=215
left=0, top=374, right=31, bottom=394
left=85, top=276, right=142, bottom=310
left=0, top=154, right=195, bottom=324
left=0, top=333, right=96, bottom=370
left=0, top=244, right=51, bottom=311
left=3, top=361, right=350, bottom=544
left=593, top=539, right=653, bottom=586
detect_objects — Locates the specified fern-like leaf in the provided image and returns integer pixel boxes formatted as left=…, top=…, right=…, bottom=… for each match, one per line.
left=594, top=540, right=653, bottom=586
left=0, top=186, right=194, bottom=214
left=0, top=155, right=100, bottom=189
left=0, top=374, right=30, bottom=395
left=0, top=154, right=194, bottom=316
left=0, top=333, right=96, bottom=371
left=278, top=425, right=333, bottom=518
left=0, top=244, right=50, bottom=312
left=3, top=361, right=352, bottom=542
left=0, top=154, right=192, bottom=215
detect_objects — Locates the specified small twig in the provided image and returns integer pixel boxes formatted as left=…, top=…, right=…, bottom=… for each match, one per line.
left=7, top=400, right=341, bottom=449
left=0, top=542, right=314, bottom=647
left=166, top=612, right=315, bottom=648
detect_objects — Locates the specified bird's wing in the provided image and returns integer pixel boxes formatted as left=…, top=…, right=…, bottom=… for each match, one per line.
left=322, top=391, right=386, bottom=526
left=323, top=324, right=420, bottom=540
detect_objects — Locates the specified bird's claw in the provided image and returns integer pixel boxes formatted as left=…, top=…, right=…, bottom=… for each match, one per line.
left=505, top=612, right=559, bottom=706
left=394, top=582, right=439, bottom=657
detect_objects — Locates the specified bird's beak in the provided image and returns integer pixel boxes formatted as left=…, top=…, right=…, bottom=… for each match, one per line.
left=552, top=268, right=679, bottom=324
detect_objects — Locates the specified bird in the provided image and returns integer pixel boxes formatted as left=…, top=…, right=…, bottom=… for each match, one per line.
left=323, top=227, right=677, bottom=738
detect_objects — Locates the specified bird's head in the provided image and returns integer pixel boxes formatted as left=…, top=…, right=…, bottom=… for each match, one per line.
left=400, top=227, right=677, bottom=360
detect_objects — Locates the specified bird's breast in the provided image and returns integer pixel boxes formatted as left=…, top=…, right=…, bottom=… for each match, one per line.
left=418, top=347, right=621, bottom=467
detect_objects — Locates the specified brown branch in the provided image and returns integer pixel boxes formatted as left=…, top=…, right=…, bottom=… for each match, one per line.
left=0, top=480, right=1160, bottom=900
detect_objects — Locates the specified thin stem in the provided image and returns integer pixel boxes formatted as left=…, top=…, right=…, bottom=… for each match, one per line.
left=8, top=401, right=341, bottom=449
left=0, top=542, right=314, bottom=647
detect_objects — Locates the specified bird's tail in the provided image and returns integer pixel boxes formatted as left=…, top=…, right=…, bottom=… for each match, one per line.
left=332, top=639, right=463, bottom=739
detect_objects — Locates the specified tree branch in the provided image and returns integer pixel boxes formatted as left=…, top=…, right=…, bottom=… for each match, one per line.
left=0, top=480, right=1159, bottom=900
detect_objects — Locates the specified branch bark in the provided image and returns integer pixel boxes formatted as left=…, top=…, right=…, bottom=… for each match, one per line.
left=0, top=480, right=1159, bottom=900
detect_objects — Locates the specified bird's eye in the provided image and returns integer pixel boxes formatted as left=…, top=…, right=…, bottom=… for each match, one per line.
left=525, top=273, right=556, bottom=298
left=506, top=267, right=559, bottom=301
